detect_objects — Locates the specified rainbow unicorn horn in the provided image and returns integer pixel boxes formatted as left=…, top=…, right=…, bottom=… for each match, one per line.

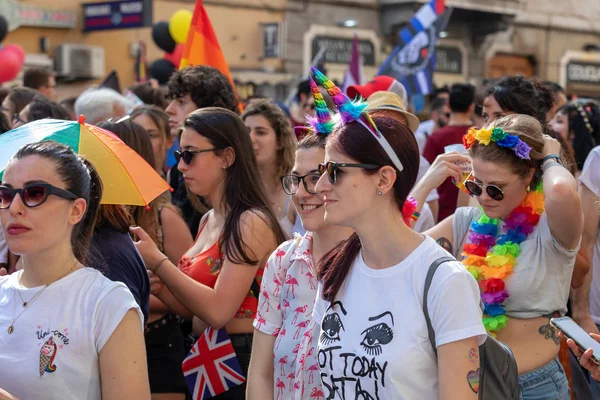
left=310, top=66, right=366, bottom=124
left=310, top=66, right=404, bottom=172
left=306, top=76, right=335, bottom=135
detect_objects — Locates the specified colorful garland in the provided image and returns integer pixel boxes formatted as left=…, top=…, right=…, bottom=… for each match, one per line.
left=463, top=126, right=532, bottom=160
left=461, top=183, right=545, bottom=336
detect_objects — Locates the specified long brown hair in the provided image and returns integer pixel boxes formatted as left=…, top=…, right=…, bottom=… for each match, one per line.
left=317, top=112, right=420, bottom=302
left=183, top=107, right=287, bottom=264
left=241, top=99, right=296, bottom=182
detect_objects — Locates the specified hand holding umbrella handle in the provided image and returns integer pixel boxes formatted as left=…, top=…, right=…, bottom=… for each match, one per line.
left=130, top=226, right=166, bottom=271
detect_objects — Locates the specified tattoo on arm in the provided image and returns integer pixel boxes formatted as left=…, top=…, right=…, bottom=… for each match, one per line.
left=467, top=368, right=480, bottom=394
left=466, top=347, right=480, bottom=394
left=539, top=312, right=560, bottom=345
left=436, top=237, right=453, bottom=253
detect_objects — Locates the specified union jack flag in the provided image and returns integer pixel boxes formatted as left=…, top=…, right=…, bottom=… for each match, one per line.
left=182, top=327, right=246, bottom=399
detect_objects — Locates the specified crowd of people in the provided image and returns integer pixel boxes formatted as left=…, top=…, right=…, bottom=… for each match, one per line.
left=0, top=63, right=599, bottom=400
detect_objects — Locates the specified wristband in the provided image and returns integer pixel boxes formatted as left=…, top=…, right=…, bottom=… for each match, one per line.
left=542, top=154, right=561, bottom=164
left=152, top=256, right=169, bottom=273
left=542, top=160, right=562, bottom=173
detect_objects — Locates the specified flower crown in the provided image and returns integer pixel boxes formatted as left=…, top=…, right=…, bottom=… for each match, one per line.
left=463, top=126, right=532, bottom=160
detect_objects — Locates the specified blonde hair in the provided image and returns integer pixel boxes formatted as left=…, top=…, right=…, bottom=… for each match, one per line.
left=469, top=114, right=546, bottom=187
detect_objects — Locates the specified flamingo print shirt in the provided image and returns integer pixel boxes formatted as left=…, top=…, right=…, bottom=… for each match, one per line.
left=253, top=232, right=322, bottom=400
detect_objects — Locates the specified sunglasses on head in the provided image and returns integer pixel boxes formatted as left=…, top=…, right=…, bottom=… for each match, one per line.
left=318, top=161, right=380, bottom=184
left=464, top=180, right=505, bottom=201
left=0, top=183, right=78, bottom=209
left=174, top=148, right=217, bottom=165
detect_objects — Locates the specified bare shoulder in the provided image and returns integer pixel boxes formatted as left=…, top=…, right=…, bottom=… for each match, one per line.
left=240, top=209, right=273, bottom=234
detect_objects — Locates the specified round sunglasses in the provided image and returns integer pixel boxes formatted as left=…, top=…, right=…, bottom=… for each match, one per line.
left=0, top=183, right=78, bottom=209
left=174, top=148, right=217, bottom=165
left=318, top=161, right=380, bottom=184
left=464, top=180, right=505, bottom=201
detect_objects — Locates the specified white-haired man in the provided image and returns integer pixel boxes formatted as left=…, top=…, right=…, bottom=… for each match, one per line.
left=74, top=87, right=134, bottom=124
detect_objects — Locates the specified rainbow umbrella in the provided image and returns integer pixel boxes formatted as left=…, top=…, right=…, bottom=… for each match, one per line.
left=0, top=116, right=171, bottom=207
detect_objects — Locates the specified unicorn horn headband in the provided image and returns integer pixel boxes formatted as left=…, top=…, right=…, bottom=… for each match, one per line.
left=310, top=67, right=404, bottom=172
left=305, top=76, right=335, bottom=135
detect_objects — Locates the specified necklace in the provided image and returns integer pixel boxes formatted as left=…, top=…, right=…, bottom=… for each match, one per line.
left=461, top=183, right=545, bottom=336
left=7, top=259, right=79, bottom=335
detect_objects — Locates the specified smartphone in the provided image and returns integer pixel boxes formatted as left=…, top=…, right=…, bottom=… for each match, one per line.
left=551, top=317, right=600, bottom=365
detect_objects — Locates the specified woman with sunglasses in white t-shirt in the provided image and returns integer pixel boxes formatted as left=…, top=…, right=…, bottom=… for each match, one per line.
left=308, top=68, right=486, bottom=399
left=0, top=141, right=148, bottom=400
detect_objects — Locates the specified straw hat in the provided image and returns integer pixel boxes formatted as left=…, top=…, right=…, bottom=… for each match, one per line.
left=366, top=91, right=420, bottom=133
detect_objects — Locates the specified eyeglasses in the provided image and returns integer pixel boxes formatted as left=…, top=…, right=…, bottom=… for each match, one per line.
left=318, top=161, right=380, bottom=184
left=304, top=102, right=316, bottom=110
left=174, top=148, right=217, bottom=165
left=0, top=183, right=78, bottom=209
left=281, top=173, right=321, bottom=195
left=464, top=180, right=505, bottom=201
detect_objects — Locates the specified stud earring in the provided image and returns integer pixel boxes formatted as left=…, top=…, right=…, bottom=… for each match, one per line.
left=377, top=190, right=382, bottom=196
left=526, top=185, right=530, bottom=192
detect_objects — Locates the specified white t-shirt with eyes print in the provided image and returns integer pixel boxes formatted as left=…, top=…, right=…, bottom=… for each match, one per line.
left=312, top=236, right=487, bottom=400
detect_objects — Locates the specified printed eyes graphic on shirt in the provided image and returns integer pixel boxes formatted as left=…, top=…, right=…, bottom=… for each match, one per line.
left=321, top=301, right=347, bottom=345
left=360, top=311, right=394, bottom=356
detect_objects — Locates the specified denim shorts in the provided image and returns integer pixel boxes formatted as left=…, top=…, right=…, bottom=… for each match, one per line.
left=518, top=358, right=570, bottom=400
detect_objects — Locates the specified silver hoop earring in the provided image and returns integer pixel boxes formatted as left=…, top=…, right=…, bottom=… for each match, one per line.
left=377, top=190, right=382, bottom=196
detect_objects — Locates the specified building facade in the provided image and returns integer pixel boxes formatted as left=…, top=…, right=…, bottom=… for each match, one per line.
left=2, top=0, right=600, bottom=101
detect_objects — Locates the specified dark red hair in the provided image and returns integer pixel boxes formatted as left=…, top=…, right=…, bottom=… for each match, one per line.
left=317, top=112, right=419, bottom=302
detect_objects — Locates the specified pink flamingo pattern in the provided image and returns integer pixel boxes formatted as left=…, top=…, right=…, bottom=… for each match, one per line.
left=275, top=249, right=286, bottom=267
left=252, top=233, right=322, bottom=400
left=276, top=378, right=286, bottom=400
left=287, top=372, right=296, bottom=391
left=310, top=387, right=324, bottom=400
left=292, top=304, right=308, bottom=324
left=282, top=298, right=290, bottom=318
left=307, top=363, right=319, bottom=384
left=274, top=327, right=286, bottom=350
left=294, top=321, right=308, bottom=340
left=255, top=313, right=266, bottom=330
left=278, top=355, right=288, bottom=376
left=260, top=288, right=270, bottom=313
left=305, top=270, right=317, bottom=290
left=290, top=343, right=300, bottom=367
left=285, top=274, right=299, bottom=299
left=272, top=273, right=283, bottom=297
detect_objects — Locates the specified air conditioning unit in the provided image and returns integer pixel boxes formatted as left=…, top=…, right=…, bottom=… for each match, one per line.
left=55, top=44, right=105, bottom=79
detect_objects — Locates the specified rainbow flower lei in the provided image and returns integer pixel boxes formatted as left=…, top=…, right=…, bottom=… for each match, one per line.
left=461, top=183, right=545, bottom=335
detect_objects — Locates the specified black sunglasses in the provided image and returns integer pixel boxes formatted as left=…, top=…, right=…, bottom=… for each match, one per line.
left=464, top=180, right=505, bottom=201
left=281, top=173, right=321, bottom=195
left=0, top=183, right=78, bottom=209
left=318, top=162, right=380, bottom=184
left=174, top=148, right=217, bottom=165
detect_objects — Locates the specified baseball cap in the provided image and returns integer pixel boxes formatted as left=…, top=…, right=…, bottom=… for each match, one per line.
left=347, top=76, right=408, bottom=106
left=366, top=91, right=420, bottom=133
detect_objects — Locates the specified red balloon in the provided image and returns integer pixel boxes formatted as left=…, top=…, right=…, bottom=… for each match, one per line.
left=3, top=44, right=25, bottom=64
left=0, top=47, right=22, bottom=83
left=164, top=44, right=184, bottom=69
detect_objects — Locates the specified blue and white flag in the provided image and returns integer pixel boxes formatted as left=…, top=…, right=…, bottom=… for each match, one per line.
left=378, top=0, right=450, bottom=98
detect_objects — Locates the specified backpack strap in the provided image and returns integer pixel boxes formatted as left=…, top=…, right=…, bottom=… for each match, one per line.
left=423, top=256, right=455, bottom=357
